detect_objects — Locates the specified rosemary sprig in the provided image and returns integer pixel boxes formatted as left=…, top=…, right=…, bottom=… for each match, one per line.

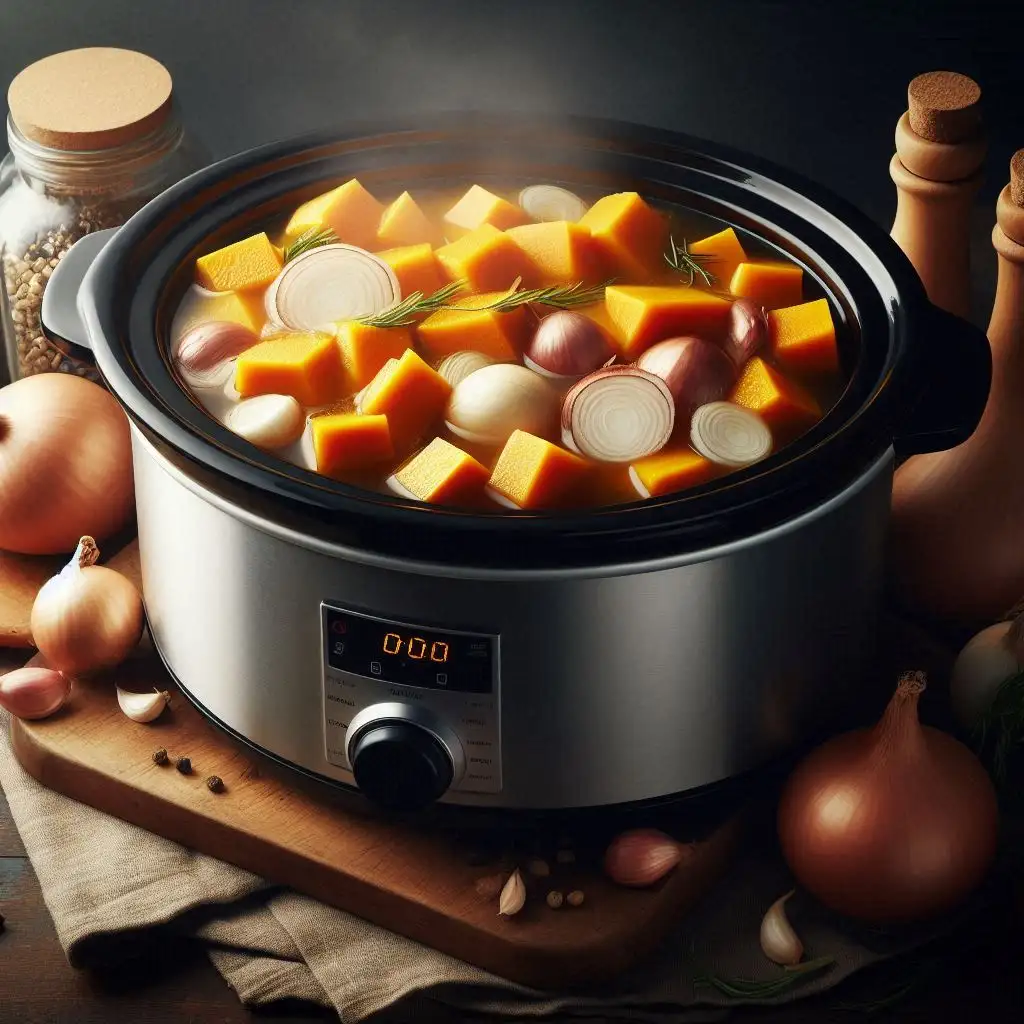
left=357, top=280, right=467, bottom=329
left=664, top=235, right=718, bottom=287
left=694, top=956, right=835, bottom=1001
left=974, top=667, right=1024, bottom=786
left=449, top=278, right=613, bottom=314
left=282, top=226, right=339, bottom=263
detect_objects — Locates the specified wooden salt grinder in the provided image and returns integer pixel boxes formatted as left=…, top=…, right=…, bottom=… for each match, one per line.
left=890, top=71, right=986, bottom=321
left=988, top=152, right=1024, bottom=360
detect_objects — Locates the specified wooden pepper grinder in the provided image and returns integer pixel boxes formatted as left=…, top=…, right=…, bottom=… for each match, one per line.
left=889, top=151, right=1024, bottom=625
left=890, top=71, right=986, bottom=320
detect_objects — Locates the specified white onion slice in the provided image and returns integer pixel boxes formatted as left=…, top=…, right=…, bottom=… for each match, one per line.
left=484, top=486, right=523, bottom=510
left=627, top=466, right=651, bottom=499
left=561, top=366, right=674, bottom=463
left=385, top=474, right=418, bottom=499
left=518, top=184, right=589, bottom=223
left=225, top=394, right=306, bottom=451
left=436, top=350, right=496, bottom=388
left=265, top=244, right=400, bottom=332
left=689, top=402, right=773, bottom=467
left=444, top=363, right=556, bottom=448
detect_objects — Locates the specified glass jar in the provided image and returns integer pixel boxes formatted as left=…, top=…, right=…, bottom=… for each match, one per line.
left=0, top=48, right=206, bottom=384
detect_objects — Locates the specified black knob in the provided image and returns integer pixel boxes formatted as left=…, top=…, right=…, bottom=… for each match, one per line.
left=349, top=721, right=454, bottom=812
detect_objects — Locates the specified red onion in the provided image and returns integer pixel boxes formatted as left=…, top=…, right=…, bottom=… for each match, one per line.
left=635, top=336, right=736, bottom=414
left=523, top=311, right=616, bottom=381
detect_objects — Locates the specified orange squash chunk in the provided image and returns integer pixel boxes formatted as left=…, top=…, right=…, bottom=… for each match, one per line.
left=578, top=192, right=667, bottom=281
left=435, top=224, right=537, bottom=292
left=604, top=285, right=732, bottom=357
left=688, top=228, right=748, bottom=291
left=283, top=179, right=385, bottom=249
left=729, top=261, right=804, bottom=309
left=312, top=414, right=394, bottom=476
left=359, top=348, right=452, bottom=452
left=335, top=322, right=413, bottom=390
left=234, top=331, right=344, bottom=407
left=377, top=191, right=437, bottom=248
left=175, top=288, right=267, bottom=337
left=768, top=298, right=839, bottom=375
left=575, top=300, right=628, bottom=352
left=629, top=448, right=717, bottom=498
left=391, top=437, right=489, bottom=505
left=487, top=430, right=589, bottom=509
left=504, top=221, right=605, bottom=286
left=195, top=232, right=282, bottom=293
left=729, top=356, right=821, bottom=434
left=377, top=243, right=446, bottom=298
left=417, top=291, right=528, bottom=362
left=443, top=184, right=530, bottom=236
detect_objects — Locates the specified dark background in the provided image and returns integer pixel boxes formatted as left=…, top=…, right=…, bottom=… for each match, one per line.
left=0, top=0, right=1021, bottom=321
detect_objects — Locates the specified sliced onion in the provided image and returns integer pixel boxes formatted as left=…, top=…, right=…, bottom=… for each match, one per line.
left=436, top=350, right=496, bottom=388
left=265, top=244, right=400, bottom=332
left=518, top=185, right=589, bottom=223
left=484, top=486, right=523, bottom=510
left=561, top=366, right=674, bottom=463
left=523, top=311, right=616, bottom=381
left=225, top=394, right=306, bottom=451
left=385, top=475, right=418, bottom=499
left=175, top=321, right=259, bottom=389
left=689, top=402, right=772, bottom=467
left=444, top=363, right=556, bottom=447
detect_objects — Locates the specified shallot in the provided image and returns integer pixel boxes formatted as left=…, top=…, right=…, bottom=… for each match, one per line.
left=445, top=364, right=557, bottom=447
left=603, top=829, right=683, bottom=887
left=0, top=666, right=71, bottom=720
left=225, top=394, right=306, bottom=451
left=723, top=298, right=768, bottom=367
left=176, top=320, right=259, bottom=388
left=635, top=336, right=736, bottom=412
left=518, top=184, right=588, bottom=223
left=523, top=311, right=615, bottom=381
left=690, top=402, right=772, bottom=467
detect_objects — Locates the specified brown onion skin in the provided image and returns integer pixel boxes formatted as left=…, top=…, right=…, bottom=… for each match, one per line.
left=636, top=336, right=736, bottom=414
left=777, top=676, right=999, bottom=924
left=723, top=299, right=768, bottom=368
left=526, top=311, right=615, bottom=378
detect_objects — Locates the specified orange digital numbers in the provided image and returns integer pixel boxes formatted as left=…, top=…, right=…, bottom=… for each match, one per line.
left=430, top=642, right=449, bottom=663
left=382, top=632, right=402, bottom=655
left=407, top=637, right=427, bottom=659
left=381, top=632, right=450, bottom=664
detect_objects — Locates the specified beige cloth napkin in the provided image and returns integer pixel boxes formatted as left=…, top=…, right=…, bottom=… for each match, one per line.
left=0, top=698, right=969, bottom=1021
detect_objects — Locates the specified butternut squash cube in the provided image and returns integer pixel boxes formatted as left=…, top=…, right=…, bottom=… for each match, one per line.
left=575, top=300, right=628, bottom=352
left=377, top=243, right=446, bottom=298
left=175, top=287, right=267, bottom=337
left=358, top=348, right=452, bottom=452
left=195, top=232, right=282, bottom=293
left=377, top=191, right=437, bottom=248
left=283, top=179, right=385, bottom=250
left=443, top=184, right=530, bottom=237
left=768, top=298, right=839, bottom=375
left=487, top=430, right=589, bottom=509
left=629, top=448, right=717, bottom=498
left=334, top=322, right=413, bottom=390
left=578, top=192, right=667, bottom=281
left=729, top=261, right=804, bottom=309
left=435, top=224, right=537, bottom=292
left=312, top=414, right=394, bottom=477
left=688, top=228, right=747, bottom=291
left=504, top=220, right=605, bottom=286
left=729, top=356, right=821, bottom=434
left=604, top=285, right=732, bottom=357
left=390, top=437, right=489, bottom=505
left=416, top=291, right=528, bottom=362
left=234, top=331, right=344, bottom=407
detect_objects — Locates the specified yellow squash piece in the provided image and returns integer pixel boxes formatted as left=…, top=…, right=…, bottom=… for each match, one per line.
left=359, top=348, right=452, bottom=452
left=391, top=437, right=490, bottom=505
left=334, top=322, right=413, bottom=390
left=377, top=191, right=437, bottom=248
left=175, top=288, right=267, bottom=337
left=604, top=285, right=732, bottom=357
left=443, top=184, right=530, bottom=237
left=574, top=300, right=628, bottom=351
left=768, top=298, right=839, bottom=375
left=688, top=228, right=748, bottom=290
left=234, top=331, right=344, bottom=407
left=283, top=178, right=385, bottom=249
left=630, top=449, right=717, bottom=498
left=504, top=220, right=605, bottom=286
left=578, top=192, right=667, bottom=281
left=729, top=356, right=821, bottom=435
left=729, top=261, right=804, bottom=309
left=312, top=414, right=394, bottom=477
left=435, top=224, right=537, bottom=292
left=377, top=243, right=446, bottom=298
left=195, top=232, right=282, bottom=293
left=487, top=430, right=589, bottom=509
left=417, top=291, right=528, bottom=362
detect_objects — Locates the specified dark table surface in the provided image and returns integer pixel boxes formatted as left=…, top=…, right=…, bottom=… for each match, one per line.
left=2, top=0, right=1024, bottom=1019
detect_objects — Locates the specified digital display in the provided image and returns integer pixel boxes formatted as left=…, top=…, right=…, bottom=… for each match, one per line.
left=323, top=606, right=494, bottom=693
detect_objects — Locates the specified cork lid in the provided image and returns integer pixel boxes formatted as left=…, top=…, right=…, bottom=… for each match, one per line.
left=8, top=47, right=173, bottom=151
left=907, top=71, right=982, bottom=144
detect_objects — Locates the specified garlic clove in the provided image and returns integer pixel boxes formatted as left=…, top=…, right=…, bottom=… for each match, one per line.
left=760, top=889, right=804, bottom=966
left=498, top=868, right=527, bottom=916
left=116, top=686, right=170, bottom=723
left=224, top=394, right=305, bottom=451
left=603, top=828, right=684, bottom=888
left=445, top=363, right=557, bottom=449
left=0, top=666, right=72, bottom=720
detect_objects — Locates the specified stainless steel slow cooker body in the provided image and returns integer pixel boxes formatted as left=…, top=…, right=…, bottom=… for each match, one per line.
left=52, top=114, right=991, bottom=814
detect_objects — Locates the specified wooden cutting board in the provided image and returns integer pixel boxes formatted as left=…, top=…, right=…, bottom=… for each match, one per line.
left=7, top=650, right=740, bottom=989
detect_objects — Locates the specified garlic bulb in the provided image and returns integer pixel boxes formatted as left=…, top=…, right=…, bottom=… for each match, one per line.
left=116, top=686, right=170, bottom=723
left=759, top=890, right=804, bottom=966
left=950, top=616, right=1024, bottom=729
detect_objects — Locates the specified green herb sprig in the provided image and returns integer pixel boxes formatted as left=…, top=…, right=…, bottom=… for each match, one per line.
left=664, top=235, right=718, bottom=287
left=694, top=956, right=835, bottom=1001
left=449, top=278, right=613, bottom=314
left=282, top=226, right=339, bottom=263
left=357, top=280, right=467, bottom=329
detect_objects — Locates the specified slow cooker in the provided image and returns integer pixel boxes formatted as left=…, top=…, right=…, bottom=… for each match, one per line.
left=40, top=114, right=990, bottom=815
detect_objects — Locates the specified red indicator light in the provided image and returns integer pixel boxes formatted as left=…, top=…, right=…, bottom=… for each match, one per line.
left=331, top=620, right=348, bottom=635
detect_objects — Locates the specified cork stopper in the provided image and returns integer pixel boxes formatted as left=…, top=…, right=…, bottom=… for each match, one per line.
left=1011, top=150, right=1024, bottom=208
left=907, top=71, right=982, bottom=144
left=8, top=48, right=173, bottom=151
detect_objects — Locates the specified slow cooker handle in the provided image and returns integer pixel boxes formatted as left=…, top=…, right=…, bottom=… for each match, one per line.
left=40, top=227, right=120, bottom=354
left=891, top=305, right=992, bottom=459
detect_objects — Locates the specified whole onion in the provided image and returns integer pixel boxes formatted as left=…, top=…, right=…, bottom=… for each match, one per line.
left=777, top=672, right=999, bottom=924
left=635, top=336, right=736, bottom=414
left=524, top=311, right=615, bottom=380
left=0, top=375, right=134, bottom=554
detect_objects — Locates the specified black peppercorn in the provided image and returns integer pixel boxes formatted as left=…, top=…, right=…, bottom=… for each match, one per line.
left=175, top=756, right=192, bottom=775
left=152, top=748, right=169, bottom=765
left=206, top=775, right=224, bottom=793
